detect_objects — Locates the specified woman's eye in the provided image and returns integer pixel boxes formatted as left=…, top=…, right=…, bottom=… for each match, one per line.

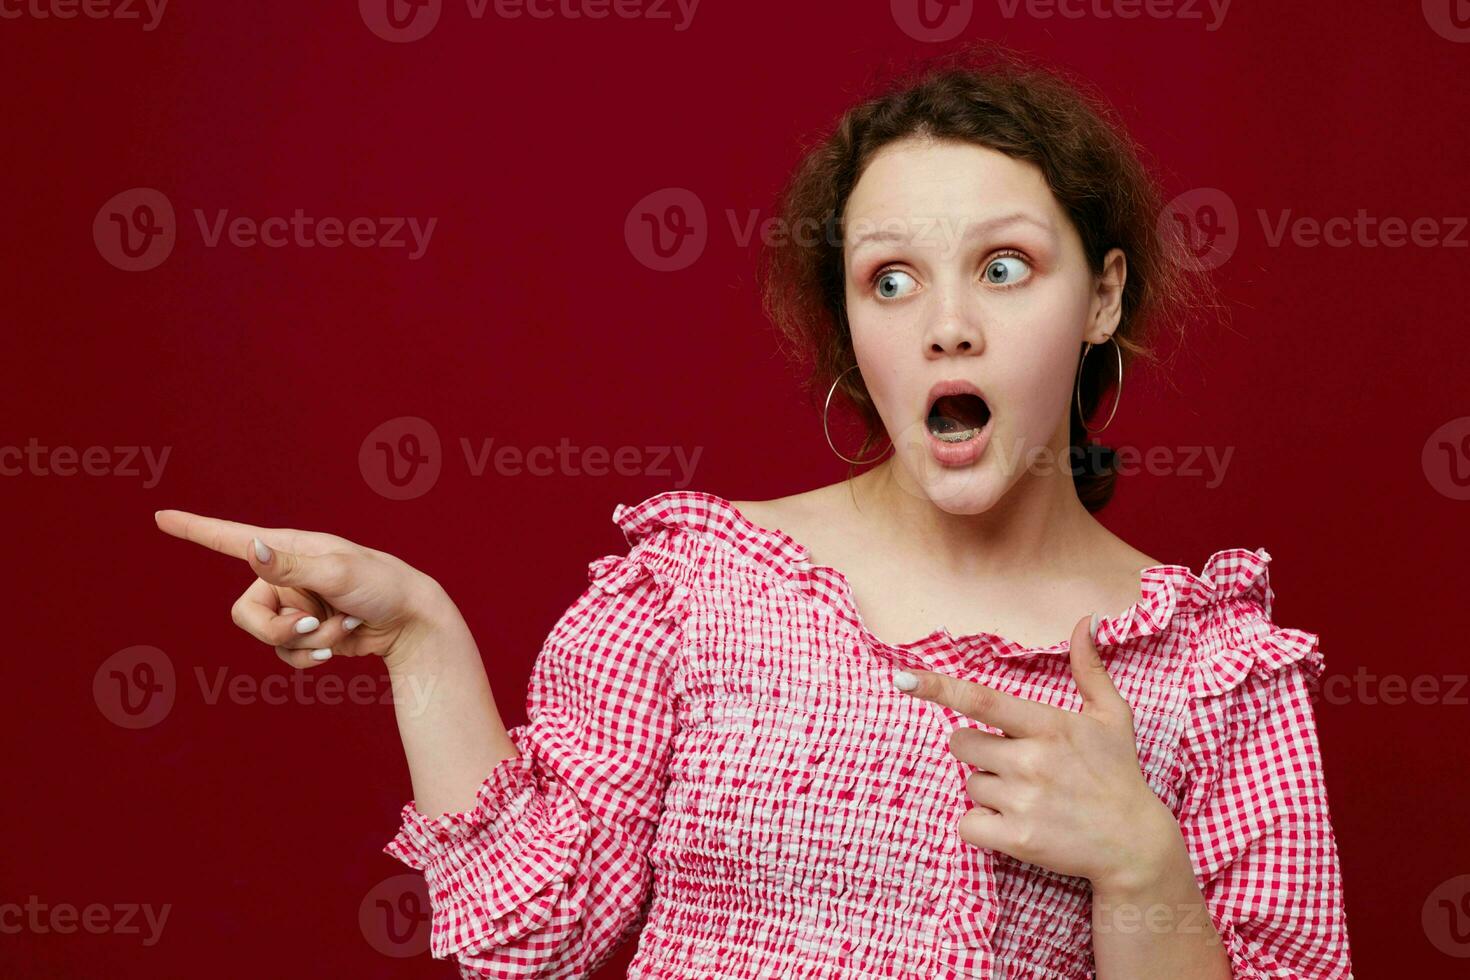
left=984, top=254, right=1031, bottom=286
left=874, top=269, right=917, bottom=299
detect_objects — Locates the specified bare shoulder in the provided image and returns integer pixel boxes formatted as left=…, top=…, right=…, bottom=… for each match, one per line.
left=1115, top=538, right=1165, bottom=571
left=731, top=481, right=858, bottom=550
left=1090, top=526, right=1166, bottom=590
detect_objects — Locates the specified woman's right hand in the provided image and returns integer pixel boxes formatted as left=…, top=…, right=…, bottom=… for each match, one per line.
left=154, top=510, right=458, bottom=671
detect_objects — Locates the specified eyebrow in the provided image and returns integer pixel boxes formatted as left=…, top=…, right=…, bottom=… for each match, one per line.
left=846, top=211, right=1056, bottom=252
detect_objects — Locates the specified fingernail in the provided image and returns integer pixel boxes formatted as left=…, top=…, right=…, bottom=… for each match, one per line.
left=343, top=616, right=362, bottom=631
left=310, top=649, right=333, bottom=661
left=294, top=616, right=321, bottom=634
left=893, top=670, right=919, bottom=692
left=252, top=537, right=273, bottom=563
left=1089, top=611, right=1100, bottom=643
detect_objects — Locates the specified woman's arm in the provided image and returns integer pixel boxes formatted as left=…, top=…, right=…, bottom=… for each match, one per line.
left=383, top=581, right=522, bottom=819
left=1089, top=808, right=1233, bottom=979
left=1169, top=626, right=1353, bottom=980
left=382, top=544, right=688, bottom=976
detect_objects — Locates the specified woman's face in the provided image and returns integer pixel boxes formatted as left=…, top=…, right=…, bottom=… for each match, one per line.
left=841, top=136, right=1125, bottom=514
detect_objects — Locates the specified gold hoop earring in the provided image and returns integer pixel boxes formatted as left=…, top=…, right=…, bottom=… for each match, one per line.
left=1075, top=336, right=1123, bottom=434
left=823, top=365, right=892, bottom=465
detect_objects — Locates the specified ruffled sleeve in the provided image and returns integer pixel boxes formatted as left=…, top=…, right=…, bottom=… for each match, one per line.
left=1177, top=601, right=1353, bottom=979
left=382, top=534, right=690, bottom=978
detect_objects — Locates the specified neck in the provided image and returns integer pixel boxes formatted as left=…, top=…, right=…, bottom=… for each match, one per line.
left=847, top=450, right=1100, bottom=580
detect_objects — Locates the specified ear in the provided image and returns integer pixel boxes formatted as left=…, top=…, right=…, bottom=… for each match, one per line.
left=1089, top=247, right=1127, bottom=342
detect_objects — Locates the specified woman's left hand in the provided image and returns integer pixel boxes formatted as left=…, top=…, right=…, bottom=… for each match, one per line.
left=893, top=612, right=1180, bottom=890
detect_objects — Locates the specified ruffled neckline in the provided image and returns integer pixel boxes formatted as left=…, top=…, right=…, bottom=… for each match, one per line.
left=611, top=489, right=1277, bottom=664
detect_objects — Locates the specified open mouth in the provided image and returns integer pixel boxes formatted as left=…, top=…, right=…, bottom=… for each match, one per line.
left=926, top=392, right=992, bottom=443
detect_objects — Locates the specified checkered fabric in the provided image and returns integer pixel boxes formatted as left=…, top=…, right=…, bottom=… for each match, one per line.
left=384, top=490, right=1352, bottom=979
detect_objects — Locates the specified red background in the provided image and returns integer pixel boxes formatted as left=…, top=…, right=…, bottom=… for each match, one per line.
left=4, top=1, right=1468, bottom=976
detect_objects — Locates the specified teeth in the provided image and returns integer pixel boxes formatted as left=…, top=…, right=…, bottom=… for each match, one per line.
left=926, top=415, right=982, bottom=442
left=932, top=425, right=979, bottom=442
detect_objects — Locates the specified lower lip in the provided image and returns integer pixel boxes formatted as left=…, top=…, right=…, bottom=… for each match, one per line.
left=925, top=417, right=993, bottom=467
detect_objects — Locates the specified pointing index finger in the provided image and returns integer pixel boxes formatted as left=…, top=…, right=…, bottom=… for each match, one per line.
left=894, top=668, right=1049, bottom=737
left=154, top=510, right=273, bottom=560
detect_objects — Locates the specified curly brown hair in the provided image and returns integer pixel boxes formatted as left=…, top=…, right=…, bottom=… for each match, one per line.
left=757, top=41, right=1219, bottom=512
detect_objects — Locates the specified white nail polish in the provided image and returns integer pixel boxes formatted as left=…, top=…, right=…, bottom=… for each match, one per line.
left=252, top=537, right=272, bottom=563
left=343, top=616, right=362, bottom=631
left=295, top=616, right=321, bottom=634
left=893, top=670, right=918, bottom=692
left=310, top=649, right=333, bottom=661
left=1089, top=611, right=1100, bottom=643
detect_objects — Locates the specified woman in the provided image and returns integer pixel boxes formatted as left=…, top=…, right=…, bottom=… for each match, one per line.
left=156, top=45, right=1353, bottom=979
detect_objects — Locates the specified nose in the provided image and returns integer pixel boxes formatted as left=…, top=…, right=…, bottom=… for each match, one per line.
left=922, top=290, right=985, bottom=357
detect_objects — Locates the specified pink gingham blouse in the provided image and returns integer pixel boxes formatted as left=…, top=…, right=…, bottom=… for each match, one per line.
left=384, top=490, right=1353, bottom=979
